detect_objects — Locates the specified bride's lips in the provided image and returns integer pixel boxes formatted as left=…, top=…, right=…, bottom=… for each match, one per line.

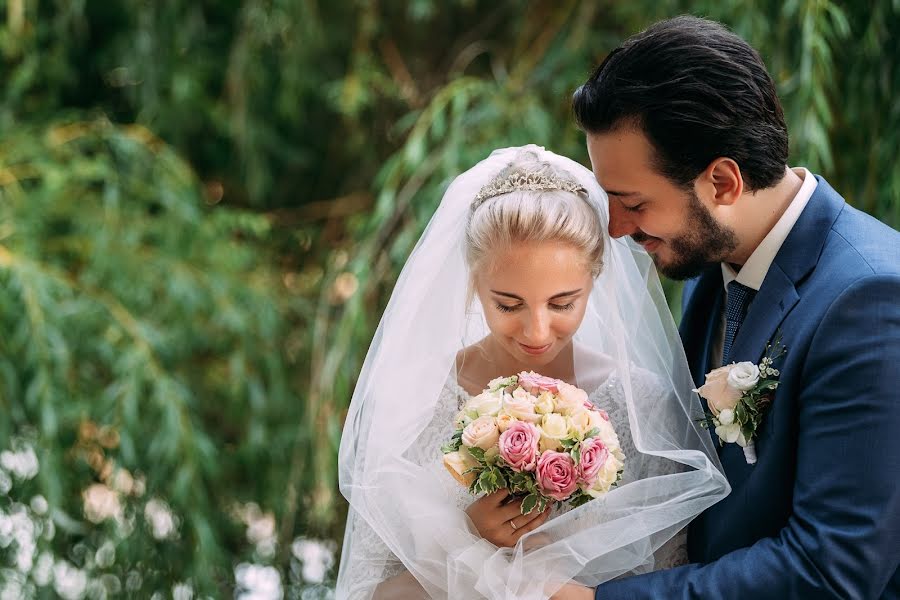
left=519, top=342, right=552, bottom=356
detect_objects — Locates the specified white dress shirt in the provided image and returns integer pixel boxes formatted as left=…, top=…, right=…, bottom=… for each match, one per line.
left=711, top=168, right=818, bottom=366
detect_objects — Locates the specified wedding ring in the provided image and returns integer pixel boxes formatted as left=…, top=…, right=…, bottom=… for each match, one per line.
left=510, top=520, right=518, bottom=531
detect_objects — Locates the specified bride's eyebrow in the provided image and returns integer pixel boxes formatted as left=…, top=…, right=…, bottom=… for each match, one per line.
left=490, top=289, right=583, bottom=301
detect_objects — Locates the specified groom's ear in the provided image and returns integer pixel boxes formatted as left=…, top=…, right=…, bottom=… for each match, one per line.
left=698, top=158, right=744, bottom=207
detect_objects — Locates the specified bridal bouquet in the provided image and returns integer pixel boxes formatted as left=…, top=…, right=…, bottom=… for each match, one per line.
left=441, top=372, right=625, bottom=515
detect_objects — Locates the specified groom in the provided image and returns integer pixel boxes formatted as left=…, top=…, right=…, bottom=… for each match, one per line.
left=567, top=15, right=900, bottom=600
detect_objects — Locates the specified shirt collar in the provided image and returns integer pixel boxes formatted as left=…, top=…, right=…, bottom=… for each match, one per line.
left=722, top=167, right=817, bottom=291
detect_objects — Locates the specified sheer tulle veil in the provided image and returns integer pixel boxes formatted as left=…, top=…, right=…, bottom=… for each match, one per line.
left=336, top=145, right=729, bottom=599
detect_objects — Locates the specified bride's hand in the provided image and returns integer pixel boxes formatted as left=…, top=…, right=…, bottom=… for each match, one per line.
left=465, top=488, right=550, bottom=548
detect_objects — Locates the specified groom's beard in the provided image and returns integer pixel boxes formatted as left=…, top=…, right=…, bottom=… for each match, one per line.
left=636, top=191, right=738, bottom=281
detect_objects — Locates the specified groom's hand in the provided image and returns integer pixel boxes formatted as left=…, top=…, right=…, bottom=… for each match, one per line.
left=549, top=583, right=595, bottom=600
left=465, top=488, right=550, bottom=548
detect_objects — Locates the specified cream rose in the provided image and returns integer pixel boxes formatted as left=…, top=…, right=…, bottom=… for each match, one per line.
left=534, top=392, right=555, bottom=415
left=584, top=454, right=621, bottom=498
left=694, top=365, right=742, bottom=416
left=443, top=450, right=479, bottom=487
left=462, top=415, right=500, bottom=450
left=503, top=390, right=541, bottom=423
left=569, top=411, right=593, bottom=438
left=539, top=413, right=569, bottom=452
left=727, top=362, right=761, bottom=391
left=496, top=413, right=517, bottom=433
left=466, top=391, right=502, bottom=417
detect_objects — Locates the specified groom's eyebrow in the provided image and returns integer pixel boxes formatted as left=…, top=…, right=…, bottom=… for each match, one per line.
left=491, top=289, right=583, bottom=301
left=606, top=190, right=640, bottom=198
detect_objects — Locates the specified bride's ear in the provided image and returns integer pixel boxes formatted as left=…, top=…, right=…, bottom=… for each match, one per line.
left=698, top=158, right=744, bottom=207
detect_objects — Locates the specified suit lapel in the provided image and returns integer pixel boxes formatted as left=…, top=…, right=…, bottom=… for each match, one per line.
left=679, top=266, right=724, bottom=388
left=717, top=176, right=844, bottom=482
left=728, top=176, right=845, bottom=369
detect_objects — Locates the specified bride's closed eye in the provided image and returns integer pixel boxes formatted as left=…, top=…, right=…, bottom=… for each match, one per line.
left=550, top=302, right=575, bottom=312
left=495, top=303, right=522, bottom=313
left=494, top=302, right=575, bottom=313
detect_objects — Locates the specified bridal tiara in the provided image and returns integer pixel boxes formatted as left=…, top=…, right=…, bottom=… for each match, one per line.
left=472, top=170, right=587, bottom=208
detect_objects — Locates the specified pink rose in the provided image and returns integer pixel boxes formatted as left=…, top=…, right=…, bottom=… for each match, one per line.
left=577, top=438, right=609, bottom=486
left=517, top=371, right=560, bottom=394
left=695, top=365, right=742, bottom=416
left=498, top=421, right=540, bottom=472
left=535, top=451, right=578, bottom=501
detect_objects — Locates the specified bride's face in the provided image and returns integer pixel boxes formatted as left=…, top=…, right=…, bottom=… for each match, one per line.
left=474, top=240, right=594, bottom=369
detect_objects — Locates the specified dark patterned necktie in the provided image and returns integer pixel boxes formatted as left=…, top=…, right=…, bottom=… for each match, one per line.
left=722, top=281, right=756, bottom=366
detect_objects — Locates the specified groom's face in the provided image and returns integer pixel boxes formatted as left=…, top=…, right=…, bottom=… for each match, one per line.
left=586, top=129, right=737, bottom=280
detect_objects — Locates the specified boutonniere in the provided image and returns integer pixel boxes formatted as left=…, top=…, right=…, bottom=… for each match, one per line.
left=695, top=335, right=787, bottom=464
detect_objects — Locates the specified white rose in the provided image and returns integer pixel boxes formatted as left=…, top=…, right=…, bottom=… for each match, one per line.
left=461, top=416, right=500, bottom=450
left=534, top=392, right=555, bottom=415
left=718, top=408, right=735, bottom=426
left=715, top=422, right=748, bottom=447
left=727, top=362, right=761, bottom=391
left=466, top=391, right=502, bottom=417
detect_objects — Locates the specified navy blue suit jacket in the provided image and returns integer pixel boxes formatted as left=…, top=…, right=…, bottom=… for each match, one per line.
left=597, top=177, right=900, bottom=599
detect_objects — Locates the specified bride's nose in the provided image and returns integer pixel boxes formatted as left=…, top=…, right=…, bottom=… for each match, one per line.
left=522, top=310, right=551, bottom=344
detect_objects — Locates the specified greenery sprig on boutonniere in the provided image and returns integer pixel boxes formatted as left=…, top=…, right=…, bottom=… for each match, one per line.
left=696, top=334, right=787, bottom=464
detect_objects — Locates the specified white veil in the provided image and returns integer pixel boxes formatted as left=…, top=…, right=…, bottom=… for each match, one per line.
left=336, top=145, right=729, bottom=599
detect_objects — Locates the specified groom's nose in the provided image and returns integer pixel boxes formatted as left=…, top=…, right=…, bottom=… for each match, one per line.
left=607, top=201, right=637, bottom=239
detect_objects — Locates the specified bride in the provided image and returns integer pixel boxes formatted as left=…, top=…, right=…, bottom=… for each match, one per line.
left=336, top=146, right=729, bottom=599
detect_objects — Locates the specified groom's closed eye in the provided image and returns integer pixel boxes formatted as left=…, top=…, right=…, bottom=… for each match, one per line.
left=608, top=191, right=648, bottom=213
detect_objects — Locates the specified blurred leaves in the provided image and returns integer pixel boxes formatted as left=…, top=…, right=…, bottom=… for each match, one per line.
left=0, top=0, right=897, bottom=591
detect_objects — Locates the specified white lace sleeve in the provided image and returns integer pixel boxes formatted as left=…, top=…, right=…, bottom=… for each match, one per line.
left=337, top=378, right=471, bottom=599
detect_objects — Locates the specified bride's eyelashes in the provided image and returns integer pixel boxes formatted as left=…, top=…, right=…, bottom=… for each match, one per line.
left=494, top=303, right=520, bottom=313
left=494, top=302, right=575, bottom=313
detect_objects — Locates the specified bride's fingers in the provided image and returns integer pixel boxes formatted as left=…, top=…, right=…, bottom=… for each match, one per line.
left=513, top=506, right=551, bottom=537
left=511, top=503, right=547, bottom=528
left=485, top=488, right=510, bottom=507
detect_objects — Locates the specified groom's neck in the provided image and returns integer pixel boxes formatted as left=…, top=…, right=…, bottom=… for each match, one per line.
left=725, top=166, right=804, bottom=267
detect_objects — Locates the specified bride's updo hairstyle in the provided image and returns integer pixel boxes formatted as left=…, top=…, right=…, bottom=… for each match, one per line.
left=465, top=150, right=604, bottom=279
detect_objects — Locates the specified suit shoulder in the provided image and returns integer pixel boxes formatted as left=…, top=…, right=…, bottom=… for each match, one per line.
left=827, top=204, right=900, bottom=277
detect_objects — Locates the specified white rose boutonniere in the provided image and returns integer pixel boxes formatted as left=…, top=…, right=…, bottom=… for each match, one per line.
left=695, top=334, right=787, bottom=464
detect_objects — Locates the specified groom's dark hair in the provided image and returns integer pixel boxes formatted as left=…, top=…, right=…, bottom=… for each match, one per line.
left=573, top=15, right=788, bottom=192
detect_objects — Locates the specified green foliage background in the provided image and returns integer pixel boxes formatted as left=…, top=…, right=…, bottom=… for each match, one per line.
left=0, top=0, right=897, bottom=594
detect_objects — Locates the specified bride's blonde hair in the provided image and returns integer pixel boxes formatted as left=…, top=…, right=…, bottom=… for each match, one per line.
left=465, top=150, right=604, bottom=278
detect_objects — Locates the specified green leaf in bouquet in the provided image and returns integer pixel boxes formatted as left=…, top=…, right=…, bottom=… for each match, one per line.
left=467, top=446, right=486, bottom=463
left=570, top=446, right=581, bottom=467
left=584, top=427, right=600, bottom=439
left=568, top=490, right=592, bottom=509
left=520, top=493, right=539, bottom=515
left=441, top=431, right=463, bottom=454
left=536, top=496, right=551, bottom=514
left=476, top=467, right=501, bottom=495
left=492, top=466, right=508, bottom=490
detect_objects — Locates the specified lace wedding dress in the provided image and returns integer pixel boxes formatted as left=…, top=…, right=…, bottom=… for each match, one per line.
left=340, top=368, right=689, bottom=599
